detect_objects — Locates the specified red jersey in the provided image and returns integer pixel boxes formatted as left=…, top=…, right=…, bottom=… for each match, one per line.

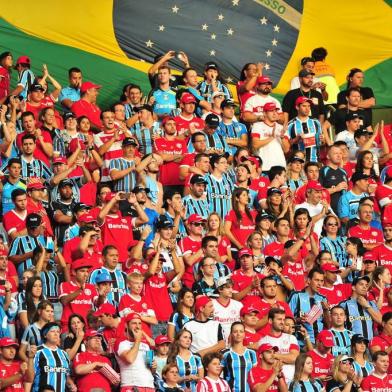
left=282, top=261, right=306, bottom=291
left=16, top=130, right=53, bottom=166
left=244, top=329, right=263, bottom=347
left=294, top=184, right=330, bottom=205
left=0, top=66, right=10, bottom=100
left=248, top=366, right=280, bottom=391
left=348, top=225, right=383, bottom=247
left=307, top=349, right=334, bottom=379
left=319, top=283, right=352, bottom=307
left=180, top=152, right=197, bottom=170
left=368, top=286, right=389, bottom=309
left=25, top=96, right=63, bottom=129
left=173, top=115, right=205, bottom=136
left=0, top=360, right=25, bottom=392
left=26, top=197, right=53, bottom=237
left=73, top=351, right=112, bottom=392
left=154, top=137, right=187, bottom=186
left=179, top=236, right=202, bottom=288
left=375, top=183, right=392, bottom=209
left=369, top=334, right=392, bottom=374
left=59, top=281, right=98, bottom=331
left=343, top=161, right=356, bottom=179
left=225, top=209, right=257, bottom=247
left=2, top=210, right=27, bottom=236
left=361, top=373, right=392, bottom=392
left=263, top=241, right=285, bottom=259
left=62, top=236, right=103, bottom=269
left=236, top=81, right=256, bottom=112
left=71, top=99, right=102, bottom=127
left=101, top=319, right=127, bottom=354
left=100, top=213, right=136, bottom=262
left=231, top=270, right=264, bottom=298
left=250, top=176, right=270, bottom=192
left=380, top=124, right=392, bottom=166
left=373, top=244, right=392, bottom=274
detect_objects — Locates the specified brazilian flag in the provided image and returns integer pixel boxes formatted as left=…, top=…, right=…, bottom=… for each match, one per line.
left=1, top=0, right=391, bottom=108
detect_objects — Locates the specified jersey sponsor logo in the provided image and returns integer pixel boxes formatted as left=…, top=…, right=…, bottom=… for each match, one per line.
left=349, top=315, right=372, bottom=322
left=44, top=365, right=68, bottom=373
left=107, top=223, right=129, bottom=230
left=73, top=299, right=93, bottom=305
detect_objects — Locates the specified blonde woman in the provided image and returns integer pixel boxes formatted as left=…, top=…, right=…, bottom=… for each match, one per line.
left=326, top=354, right=362, bottom=392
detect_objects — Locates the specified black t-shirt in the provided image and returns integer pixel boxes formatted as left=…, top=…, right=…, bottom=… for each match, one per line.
left=282, top=88, right=325, bottom=121
left=319, top=165, right=348, bottom=213
left=337, top=86, right=375, bottom=123
left=331, top=108, right=371, bottom=134
left=148, top=73, right=182, bottom=89
left=326, top=378, right=360, bottom=392
left=50, top=199, right=76, bottom=246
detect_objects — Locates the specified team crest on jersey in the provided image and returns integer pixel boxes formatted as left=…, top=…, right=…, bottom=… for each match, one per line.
left=142, top=303, right=148, bottom=309
left=372, top=231, right=378, bottom=236
left=176, top=143, right=182, bottom=148
left=84, top=288, right=91, bottom=296
left=337, top=290, right=342, bottom=297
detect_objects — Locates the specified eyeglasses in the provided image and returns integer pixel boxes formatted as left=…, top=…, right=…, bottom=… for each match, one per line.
left=327, top=223, right=338, bottom=226
left=340, top=360, right=351, bottom=365
left=192, top=222, right=205, bottom=227
left=364, top=260, right=375, bottom=264
left=203, top=264, right=215, bottom=268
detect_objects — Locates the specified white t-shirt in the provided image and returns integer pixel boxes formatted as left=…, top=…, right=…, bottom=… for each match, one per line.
left=116, top=340, right=155, bottom=388
left=212, top=298, right=243, bottom=343
left=184, top=319, right=223, bottom=353
left=259, top=332, right=299, bottom=383
left=251, top=121, right=287, bottom=170
left=244, top=94, right=282, bottom=115
left=295, top=201, right=332, bottom=237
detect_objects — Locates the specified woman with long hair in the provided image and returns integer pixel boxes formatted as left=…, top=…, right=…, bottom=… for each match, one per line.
left=286, top=155, right=306, bottom=192
left=222, top=322, right=257, bottom=392
left=351, top=334, right=374, bottom=378
left=368, top=266, right=392, bottom=310
left=63, top=313, right=86, bottom=361
left=237, top=63, right=261, bottom=112
left=340, top=237, right=365, bottom=282
left=326, top=354, right=362, bottom=392
left=255, top=212, right=276, bottom=250
left=167, top=329, right=203, bottom=392
left=289, top=353, right=323, bottom=392
left=192, top=256, right=218, bottom=298
left=167, top=287, right=195, bottom=340
left=265, top=188, right=291, bottom=223
left=18, top=276, right=45, bottom=329
left=246, top=230, right=266, bottom=268
left=320, top=215, right=347, bottom=268
left=292, top=208, right=319, bottom=259
left=224, top=187, right=257, bottom=252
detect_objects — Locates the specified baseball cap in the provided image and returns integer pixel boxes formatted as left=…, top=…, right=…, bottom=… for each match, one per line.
left=27, top=181, right=45, bottom=191
left=238, top=248, right=253, bottom=258
left=84, top=329, right=103, bottom=340
left=73, top=203, right=91, bottom=214
left=195, top=295, right=212, bottom=313
left=93, top=303, right=117, bottom=317
left=156, top=215, right=174, bottom=230
left=79, top=213, right=97, bottom=224
left=204, top=61, right=219, bottom=71
left=155, top=335, right=171, bottom=346
left=162, top=116, right=176, bottom=126
left=62, top=111, right=76, bottom=121
left=256, top=76, right=273, bottom=85
left=263, top=102, right=278, bottom=112
left=26, top=213, right=42, bottom=228
left=14, top=55, right=30, bottom=67
left=29, top=83, right=45, bottom=92
left=306, top=180, right=324, bottom=191
left=242, top=156, right=260, bottom=169
left=351, top=334, right=369, bottom=345
left=134, top=104, right=153, bottom=113
left=267, top=187, right=282, bottom=197
left=298, top=69, right=315, bottom=77
left=212, top=91, right=225, bottom=99
left=41, top=322, right=60, bottom=338
left=345, top=112, right=362, bottom=122
left=68, top=138, right=87, bottom=153
left=295, top=96, right=312, bottom=106
left=0, top=337, right=19, bottom=348
left=188, top=214, right=206, bottom=224
left=288, top=156, right=305, bottom=164
left=71, top=258, right=93, bottom=271
left=125, top=312, right=142, bottom=323
left=122, top=137, right=138, bottom=147
left=132, top=186, right=150, bottom=194
left=339, top=355, right=354, bottom=363
left=216, top=275, right=233, bottom=288
left=205, top=113, right=220, bottom=128
left=190, top=174, right=207, bottom=185
left=52, top=156, right=68, bottom=165
left=352, top=275, right=370, bottom=286
left=321, top=263, right=341, bottom=273
left=256, top=212, right=275, bottom=222
left=316, top=330, right=334, bottom=347
left=351, top=172, right=370, bottom=183
left=363, top=250, right=376, bottom=261
left=265, top=256, right=283, bottom=268
left=0, top=249, right=8, bottom=258
left=95, top=271, right=114, bottom=284
left=180, top=92, right=197, bottom=104
left=354, top=129, right=371, bottom=139
left=221, top=99, right=236, bottom=110
left=240, top=304, right=260, bottom=317
left=257, top=343, right=278, bottom=356
left=58, top=178, right=74, bottom=188
left=80, top=81, right=101, bottom=94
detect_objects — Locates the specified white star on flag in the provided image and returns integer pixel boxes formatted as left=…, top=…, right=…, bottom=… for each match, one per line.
left=226, top=77, right=233, bottom=83
left=227, top=28, right=234, bottom=35
left=273, top=25, right=280, bottom=32
left=145, top=40, right=154, bottom=48
left=218, top=14, right=224, bottom=21
left=210, top=50, right=216, bottom=56
left=259, top=17, right=268, bottom=25
left=158, top=25, right=165, bottom=32
left=202, top=24, right=208, bottom=31
left=272, top=39, right=278, bottom=46
left=232, top=0, right=239, bottom=5
left=172, top=5, right=179, bottom=13
left=265, top=49, right=272, bottom=57
left=264, top=63, right=270, bottom=70
left=211, top=33, right=217, bottom=40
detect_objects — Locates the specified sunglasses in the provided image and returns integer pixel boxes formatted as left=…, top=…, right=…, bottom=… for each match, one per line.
left=326, top=223, right=338, bottom=226
left=192, top=222, right=205, bottom=227
left=364, top=260, right=375, bottom=264
left=340, top=360, right=352, bottom=365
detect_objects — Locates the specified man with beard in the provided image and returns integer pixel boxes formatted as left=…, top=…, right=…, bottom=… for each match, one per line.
left=182, top=174, right=209, bottom=219
left=242, top=76, right=283, bottom=125
left=59, top=67, right=82, bottom=109
left=282, top=69, right=325, bottom=125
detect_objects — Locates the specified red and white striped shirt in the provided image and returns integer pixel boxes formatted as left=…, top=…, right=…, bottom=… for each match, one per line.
left=196, top=376, right=231, bottom=392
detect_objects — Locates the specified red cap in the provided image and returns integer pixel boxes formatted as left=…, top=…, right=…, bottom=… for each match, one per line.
left=71, top=258, right=93, bottom=271
left=93, top=303, right=117, bottom=317
left=125, top=312, right=142, bottom=323
left=0, top=337, right=19, bottom=348
left=15, top=55, right=30, bottom=66
left=79, top=213, right=97, bottom=224
left=84, top=329, right=103, bottom=340
left=257, top=343, right=278, bottom=356
left=240, top=304, right=260, bottom=317
left=0, top=249, right=8, bottom=257
left=69, top=138, right=87, bottom=153
left=321, top=263, right=340, bottom=273
left=195, top=295, right=212, bottom=313
left=80, top=81, right=102, bottom=93
left=238, top=248, right=254, bottom=258
left=263, top=102, right=278, bottom=112
left=363, top=250, right=376, bottom=261
left=52, top=156, right=68, bottom=165
left=382, top=205, right=392, bottom=227
left=256, top=76, right=273, bottom=85
left=162, top=116, right=176, bottom=126
left=155, top=335, right=171, bottom=346
left=306, top=180, right=324, bottom=191
left=295, top=96, right=312, bottom=106
left=317, top=330, right=334, bottom=347
left=27, top=181, right=45, bottom=190
left=180, top=92, right=197, bottom=104
left=188, top=214, right=207, bottom=224
left=104, top=192, right=117, bottom=202
left=243, top=156, right=260, bottom=169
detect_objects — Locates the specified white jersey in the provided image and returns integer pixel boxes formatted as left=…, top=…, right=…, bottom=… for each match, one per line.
left=212, top=298, right=243, bottom=344
left=184, top=319, right=223, bottom=353
left=259, top=332, right=299, bottom=383
left=116, top=340, right=155, bottom=388
left=251, top=121, right=287, bottom=171
left=244, top=94, right=282, bottom=115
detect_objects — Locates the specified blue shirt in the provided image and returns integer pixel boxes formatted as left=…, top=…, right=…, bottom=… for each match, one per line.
left=149, top=88, right=177, bottom=116
left=59, top=86, right=80, bottom=106
left=337, top=190, right=369, bottom=220
left=217, top=121, right=247, bottom=155
left=17, top=69, right=35, bottom=99
left=1, top=178, right=26, bottom=214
